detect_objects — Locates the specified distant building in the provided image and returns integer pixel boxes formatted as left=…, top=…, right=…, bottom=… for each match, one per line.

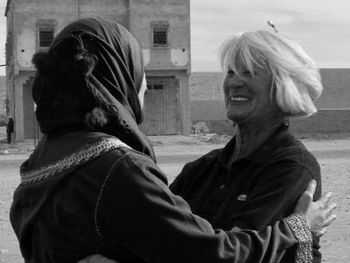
left=190, top=69, right=350, bottom=135
left=5, top=0, right=191, bottom=141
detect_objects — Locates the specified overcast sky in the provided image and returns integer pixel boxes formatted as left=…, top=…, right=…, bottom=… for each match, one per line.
left=1, top=0, right=350, bottom=75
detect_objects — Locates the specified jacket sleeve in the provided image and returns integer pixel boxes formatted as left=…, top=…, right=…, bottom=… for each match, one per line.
left=169, top=159, right=197, bottom=195
left=95, top=152, right=311, bottom=263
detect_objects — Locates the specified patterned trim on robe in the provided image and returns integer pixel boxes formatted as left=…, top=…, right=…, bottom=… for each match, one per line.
left=20, top=137, right=131, bottom=185
left=285, top=213, right=313, bottom=263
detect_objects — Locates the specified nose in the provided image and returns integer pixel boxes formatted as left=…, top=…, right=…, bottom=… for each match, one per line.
left=226, top=73, right=244, bottom=89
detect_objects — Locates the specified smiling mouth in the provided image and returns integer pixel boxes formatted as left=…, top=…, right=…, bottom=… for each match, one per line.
left=229, top=96, right=250, bottom=102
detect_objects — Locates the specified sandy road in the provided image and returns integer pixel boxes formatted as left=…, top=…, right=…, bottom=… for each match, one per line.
left=0, top=137, right=349, bottom=262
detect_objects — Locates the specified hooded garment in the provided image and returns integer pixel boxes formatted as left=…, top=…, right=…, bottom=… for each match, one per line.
left=11, top=18, right=156, bottom=261
left=32, top=17, right=155, bottom=160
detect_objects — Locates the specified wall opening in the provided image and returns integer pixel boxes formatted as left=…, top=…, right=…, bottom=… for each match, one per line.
left=140, top=77, right=180, bottom=135
left=22, top=76, right=39, bottom=140
left=151, top=21, right=169, bottom=48
left=36, top=19, right=57, bottom=51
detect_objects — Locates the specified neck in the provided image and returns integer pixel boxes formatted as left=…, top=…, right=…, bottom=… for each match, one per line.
left=232, top=115, right=285, bottom=161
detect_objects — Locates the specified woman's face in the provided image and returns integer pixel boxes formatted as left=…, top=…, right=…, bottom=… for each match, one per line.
left=223, top=60, right=277, bottom=125
left=138, top=73, right=148, bottom=109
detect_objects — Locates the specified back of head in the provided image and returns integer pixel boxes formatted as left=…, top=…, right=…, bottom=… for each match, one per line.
left=32, top=18, right=144, bottom=134
left=220, top=30, right=323, bottom=117
left=32, top=37, right=100, bottom=133
left=31, top=17, right=155, bottom=159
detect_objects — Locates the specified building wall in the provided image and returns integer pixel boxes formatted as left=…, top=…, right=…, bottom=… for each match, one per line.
left=12, top=72, right=36, bottom=140
left=6, top=0, right=191, bottom=140
left=191, top=101, right=350, bottom=135
left=191, top=100, right=225, bottom=121
left=190, top=69, right=350, bottom=135
left=8, top=0, right=131, bottom=72
left=0, top=77, right=6, bottom=124
left=316, top=68, right=350, bottom=109
left=130, top=0, right=191, bottom=135
left=7, top=0, right=190, bottom=77
left=289, top=110, right=350, bottom=135
left=129, top=0, right=190, bottom=71
left=144, top=69, right=191, bottom=135
left=190, top=69, right=350, bottom=106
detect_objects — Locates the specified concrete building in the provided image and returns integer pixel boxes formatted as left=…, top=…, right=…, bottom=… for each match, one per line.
left=5, top=0, right=191, bottom=141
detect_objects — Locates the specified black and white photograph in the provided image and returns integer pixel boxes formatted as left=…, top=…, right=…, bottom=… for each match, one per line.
left=0, top=0, right=348, bottom=262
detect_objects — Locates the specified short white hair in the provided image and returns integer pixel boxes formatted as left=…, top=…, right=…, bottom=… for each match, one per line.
left=219, top=30, right=323, bottom=117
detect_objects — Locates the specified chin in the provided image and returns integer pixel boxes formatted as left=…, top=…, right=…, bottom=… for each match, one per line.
left=226, top=113, right=239, bottom=123
left=226, top=113, right=246, bottom=126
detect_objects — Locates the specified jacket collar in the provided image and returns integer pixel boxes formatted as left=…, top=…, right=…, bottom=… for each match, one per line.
left=218, top=124, right=293, bottom=165
left=20, top=132, right=130, bottom=185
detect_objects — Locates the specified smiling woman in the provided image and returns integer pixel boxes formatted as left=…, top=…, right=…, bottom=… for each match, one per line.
left=171, top=30, right=325, bottom=263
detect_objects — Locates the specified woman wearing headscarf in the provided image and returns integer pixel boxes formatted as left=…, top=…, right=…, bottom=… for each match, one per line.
left=170, top=30, right=327, bottom=262
left=10, top=19, right=335, bottom=263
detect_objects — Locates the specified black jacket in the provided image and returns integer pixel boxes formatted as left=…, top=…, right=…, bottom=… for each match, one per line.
left=171, top=125, right=321, bottom=262
left=11, top=131, right=310, bottom=263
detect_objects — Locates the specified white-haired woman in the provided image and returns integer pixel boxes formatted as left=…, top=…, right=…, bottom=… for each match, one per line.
left=170, top=30, right=324, bottom=263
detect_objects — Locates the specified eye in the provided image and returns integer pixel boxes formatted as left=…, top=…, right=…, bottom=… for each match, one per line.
left=243, top=70, right=250, bottom=75
left=243, top=70, right=253, bottom=78
left=227, top=69, right=235, bottom=75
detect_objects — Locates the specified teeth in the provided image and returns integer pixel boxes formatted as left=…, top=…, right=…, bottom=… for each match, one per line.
left=230, top=97, right=249, bottom=102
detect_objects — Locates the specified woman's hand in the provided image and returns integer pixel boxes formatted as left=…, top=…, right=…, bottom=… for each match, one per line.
left=294, top=180, right=337, bottom=237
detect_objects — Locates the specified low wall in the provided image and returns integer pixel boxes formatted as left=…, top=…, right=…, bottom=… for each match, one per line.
left=289, top=109, right=350, bottom=136
left=190, top=100, right=225, bottom=121
left=191, top=100, right=350, bottom=135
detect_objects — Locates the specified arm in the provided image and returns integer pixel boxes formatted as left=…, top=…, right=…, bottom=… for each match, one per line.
left=95, top=152, right=311, bottom=263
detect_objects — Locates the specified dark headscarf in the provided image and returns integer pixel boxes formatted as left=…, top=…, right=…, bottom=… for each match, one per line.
left=32, top=18, right=155, bottom=160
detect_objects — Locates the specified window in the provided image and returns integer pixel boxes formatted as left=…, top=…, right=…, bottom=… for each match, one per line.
left=153, top=28, right=168, bottom=47
left=39, top=29, right=54, bottom=48
left=151, top=21, right=169, bottom=48
left=147, top=84, right=164, bottom=90
left=36, top=19, right=56, bottom=50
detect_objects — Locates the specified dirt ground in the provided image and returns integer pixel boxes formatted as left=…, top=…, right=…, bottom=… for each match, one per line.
left=0, top=133, right=349, bottom=263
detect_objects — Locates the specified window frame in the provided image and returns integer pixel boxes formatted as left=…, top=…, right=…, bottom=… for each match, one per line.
left=36, top=19, right=56, bottom=51
left=151, top=21, right=169, bottom=48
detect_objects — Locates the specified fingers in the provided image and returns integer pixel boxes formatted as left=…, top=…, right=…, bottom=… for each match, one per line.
left=314, top=212, right=336, bottom=238
left=325, top=202, right=337, bottom=218
left=323, top=213, right=337, bottom=228
left=303, top=180, right=316, bottom=201
left=318, top=192, right=333, bottom=207
left=316, top=227, right=328, bottom=237
left=294, top=180, right=317, bottom=214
